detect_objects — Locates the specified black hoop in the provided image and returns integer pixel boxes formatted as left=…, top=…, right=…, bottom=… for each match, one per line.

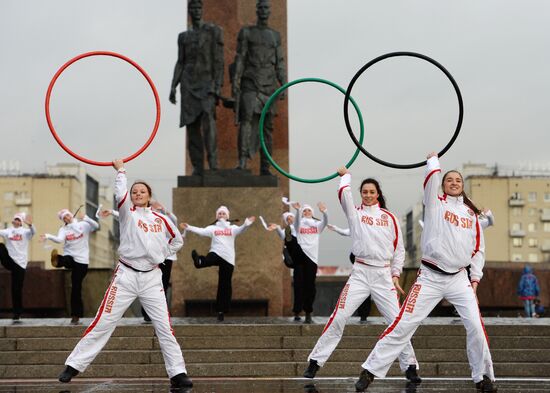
left=343, top=51, right=464, bottom=169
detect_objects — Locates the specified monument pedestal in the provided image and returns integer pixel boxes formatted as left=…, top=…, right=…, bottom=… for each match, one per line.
left=172, top=178, right=291, bottom=317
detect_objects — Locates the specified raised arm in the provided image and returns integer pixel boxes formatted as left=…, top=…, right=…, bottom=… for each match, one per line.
left=337, top=167, right=356, bottom=220
left=317, top=202, right=328, bottom=233
left=82, top=215, right=100, bottom=233
left=423, top=153, right=442, bottom=209
left=113, top=159, right=130, bottom=219
left=233, top=216, right=256, bottom=236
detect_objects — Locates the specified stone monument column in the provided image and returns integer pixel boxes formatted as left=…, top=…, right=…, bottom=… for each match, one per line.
left=171, top=0, right=291, bottom=317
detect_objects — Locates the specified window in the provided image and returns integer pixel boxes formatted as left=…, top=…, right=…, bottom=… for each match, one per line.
left=512, top=223, right=522, bottom=231
left=529, top=208, right=537, bottom=216
left=545, top=192, right=550, bottom=202
left=528, top=223, right=537, bottom=233
left=511, top=192, right=522, bottom=200
left=528, top=192, right=537, bottom=202
left=544, top=223, right=550, bottom=232
left=512, top=238, right=523, bottom=247
left=511, top=207, right=522, bottom=216
left=528, top=238, right=538, bottom=247
left=528, top=253, right=539, bottom=263
left=4, top=192, right=13, bottom=201
left=512, top=253, right=523, bottom=262
left=85, top=175, right=99, bottom=220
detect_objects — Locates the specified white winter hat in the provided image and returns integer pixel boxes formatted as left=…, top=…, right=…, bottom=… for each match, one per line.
left=282, top=212, right=295, bottom=222
left=301, top=204, right=314, bottom=215
left=58, top=208, right=73, bottom=221
left=13, top=212, right=26, bottom=223
left=216, top=205, right=230, bottom=218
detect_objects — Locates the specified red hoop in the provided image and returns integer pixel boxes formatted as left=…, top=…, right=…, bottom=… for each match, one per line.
left=45, top=51, right=161, bottom=166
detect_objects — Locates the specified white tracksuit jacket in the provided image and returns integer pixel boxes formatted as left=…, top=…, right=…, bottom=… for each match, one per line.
left=45, top=217, right=99, bottom=264
left=293, top=208, right=328, bottom=264
left=0, top=225, right=35, bottom=269
left=115, top=170, right=183, bottom=271
left=421, top=156, right=485, bottom=282
left=186, top=218, right=253, bottom=265
left=308, top=173, right=417, bottom=370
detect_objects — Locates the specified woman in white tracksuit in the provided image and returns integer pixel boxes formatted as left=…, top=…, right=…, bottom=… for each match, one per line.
left=303, top=168, right=420, bottom=382
left=290, top=202, right=328, bottom=324
left=42, top=209, right=99, bottom=325
left=355, top=153, right=496, bottom=392
left=181, top=206, right=255, bottom=322
left=0, top=212, right=35, bottom=321
left=58, top=159, right=192, bottom=390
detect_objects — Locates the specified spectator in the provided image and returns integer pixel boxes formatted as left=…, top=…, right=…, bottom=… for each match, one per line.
left=517, top=265, right=540, bottom=318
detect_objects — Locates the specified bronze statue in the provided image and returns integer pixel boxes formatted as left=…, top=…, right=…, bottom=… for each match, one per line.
left=232, top=0, right=286, bottom=176
left=170, top=0, right=224, bottom=175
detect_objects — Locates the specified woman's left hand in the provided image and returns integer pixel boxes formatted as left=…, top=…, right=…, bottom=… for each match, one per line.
left=392, top=276, right=406, bottom=296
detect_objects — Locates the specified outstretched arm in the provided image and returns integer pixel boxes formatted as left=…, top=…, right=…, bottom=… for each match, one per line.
left=234, top=216, right=256, bottom=236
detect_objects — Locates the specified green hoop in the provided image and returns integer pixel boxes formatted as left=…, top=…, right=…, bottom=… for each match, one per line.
left=259, top=78, right=365, bottom=183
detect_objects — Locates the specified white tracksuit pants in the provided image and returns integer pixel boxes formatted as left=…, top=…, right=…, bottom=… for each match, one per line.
left=65, top=263, right=186, bottom=378
left=308, top=263, right=418, bottom=371
left=363, top=266, right=494, bottom=383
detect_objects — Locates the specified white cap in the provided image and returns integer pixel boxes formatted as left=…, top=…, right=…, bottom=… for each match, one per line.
left=216, top=205, right=230, bottom=218
left=58, top=208, right=73, bottom=221
left=301, top=204, right=314, bottom=216
left=13, top=212, right=26, bottom=223
left=282, top=212, right=295, bottom=222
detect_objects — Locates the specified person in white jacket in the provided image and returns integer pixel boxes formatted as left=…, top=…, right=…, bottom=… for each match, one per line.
left=290, top=201, right=328, bottom=324
left=58, top=159, right=191, bottom=390
left=304, top=169, right=420, bottom=383
left=181, top=206, right=255, bottom=322
left=355, top=153, right=496, bottom=393
left=41, top=209, right=99, bottom=325
left=267, top=212, right=304, bottom=321
left=0, top=212, right=35, bottom=321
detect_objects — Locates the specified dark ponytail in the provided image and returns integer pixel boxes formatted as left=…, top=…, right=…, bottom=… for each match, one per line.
left=441, top=171, right=481, bottom=215
left=359, top=178, right=387, bottom=209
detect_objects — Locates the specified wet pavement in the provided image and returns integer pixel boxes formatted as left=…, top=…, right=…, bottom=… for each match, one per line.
left=0, top=378, right=549, bottom=393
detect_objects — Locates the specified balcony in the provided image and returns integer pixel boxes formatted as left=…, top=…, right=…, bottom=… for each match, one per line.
left=509, top=198, right=525, bottom=206
left=509, top=229, right=526, bottom=237
left=541, top=244, right=550, bottom=252
left=541, top=212, right=550, bottom=222
left=14, top=196, right=31, bottom=206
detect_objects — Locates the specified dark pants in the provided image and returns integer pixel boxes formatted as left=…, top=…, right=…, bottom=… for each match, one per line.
left=55, top=254, right=88, bottom=318
left=197, top=252, right=234, bottom=313
left=0, top=243, right=26, bottom=317
left=293, top=246, right=318, bottom=314
left=349, top=253, right=372, bottom=319
left=142, top=260, right=173, bottom=319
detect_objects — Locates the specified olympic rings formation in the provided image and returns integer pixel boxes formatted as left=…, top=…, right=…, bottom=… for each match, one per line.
left=259, top=78, right=365, bottom=184
left=45, top=51, right=161, bottom=166
left=343, top=51, right=463, bottom=169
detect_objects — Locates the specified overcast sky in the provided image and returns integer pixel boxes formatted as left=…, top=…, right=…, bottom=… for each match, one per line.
left=1, top=1, right=550, bottom=266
